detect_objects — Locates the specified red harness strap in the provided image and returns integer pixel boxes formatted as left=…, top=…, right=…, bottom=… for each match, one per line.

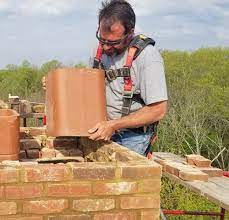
left=95, top=43, right=103, bottom=61
left=123, top=47, right=137, bottom=92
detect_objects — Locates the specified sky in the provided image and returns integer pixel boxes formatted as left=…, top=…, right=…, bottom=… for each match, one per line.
left=0, top=0, right=229, bottom=68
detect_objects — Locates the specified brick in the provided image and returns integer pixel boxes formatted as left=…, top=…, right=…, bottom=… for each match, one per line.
left=72, top=163, right=116, bottom=180
left=0, top=167, right=19, bottom=183
left=48, top=215, right=91, bottom=220
left=32, top=104, right=45, bottom=113
left=41, top=147, right=56, bottom=158
left=154, top=157, right=166, bottom=171
left=20, top=127, right=46, bottom=137
left=94, top=212, right=137, bottom=220
left=47, top=183, right=91, bottom=197
left=94, top=182, right=137, bottom=195
left=141, top=210, right=160, bottom=220
left=1, top=161, right=21, bottom=167
left=46, top=138, right=77, bottom=149
left=5, top=184, right=43, bottom=199
left=115, top=151, right=144, bottom=161
left=120, top=196, right=160, bottom=209
left=68, top=148, right=83, bottom=157
left=26, top=149, right=41, bottom=159
left=138, top=180, right=161, bottom=193
left=19, top=150, right=27, bottom=159
left=199, top=167, right=223, bottom=177
left=55, top=148, right=70, bottom=157
left=22, top=164, right=70, bottom=182
left=20, top=139, right=42, bottom=150
left=72, top=199, right=115, bottom=212
left=0, top=186, right=4, bottom=198
left=2, top=217, right=42, bottom=220
left=23, top=200, right=68, bottom=214
left=164, top=162, right=194, bottom=177
left=186, top=154, right=211, bottom=167
left=20, top=100, right=32, bottom=114
left=179, top=171, right=208, bottom=181
left=121, top=162, right=161, bottom=179
left=0, top=202, right=17, bottom=215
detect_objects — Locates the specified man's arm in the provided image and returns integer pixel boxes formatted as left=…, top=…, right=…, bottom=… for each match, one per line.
left=88, top=100, right=167, bottom=141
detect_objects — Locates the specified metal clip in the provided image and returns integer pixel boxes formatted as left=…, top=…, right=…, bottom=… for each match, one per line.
left=106, top=69, right=117, bottom=81
left=123, top=90, right=134, bottom=99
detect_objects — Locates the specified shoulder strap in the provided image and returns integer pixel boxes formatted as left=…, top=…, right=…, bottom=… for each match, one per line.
left=93, top=44, right=103, bottom=69
left=129, top=34, right=156, bottom=60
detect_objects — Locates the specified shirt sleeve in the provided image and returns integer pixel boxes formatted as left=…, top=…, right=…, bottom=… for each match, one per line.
left=137, top=46, right=168, bottom=105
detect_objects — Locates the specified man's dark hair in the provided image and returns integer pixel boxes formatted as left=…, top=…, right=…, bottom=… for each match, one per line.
left=99, top=0, right=136, bottom=34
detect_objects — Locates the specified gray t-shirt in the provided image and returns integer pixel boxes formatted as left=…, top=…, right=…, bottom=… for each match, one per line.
left=89, top=45, right=168, bottom=120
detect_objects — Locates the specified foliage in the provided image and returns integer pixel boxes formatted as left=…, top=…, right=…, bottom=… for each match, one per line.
left=161, top=177, right=229, bottom=219
left=0, top=60, right=85, bottom=102
left=157, top=47, right=229, bottom=170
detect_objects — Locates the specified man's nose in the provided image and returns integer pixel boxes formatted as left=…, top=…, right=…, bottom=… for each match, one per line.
left=103, top=44, right=113, bottom=50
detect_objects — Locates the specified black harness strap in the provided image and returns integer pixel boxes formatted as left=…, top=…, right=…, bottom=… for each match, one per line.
left=129, top=35, right=156, bottom=59
left=105, top=67, right=130, bottom=82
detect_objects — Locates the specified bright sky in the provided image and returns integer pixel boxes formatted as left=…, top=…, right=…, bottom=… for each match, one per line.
left=0, top=0, right=228, bottom=68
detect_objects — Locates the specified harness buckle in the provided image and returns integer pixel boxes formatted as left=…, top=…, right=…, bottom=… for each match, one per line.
left=106, top=69, right=117, bottom=81
left=123, top=90, right=134, bottom=99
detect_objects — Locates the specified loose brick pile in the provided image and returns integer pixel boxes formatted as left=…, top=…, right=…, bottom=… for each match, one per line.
left=0, top=128, right=162, bottom=219
left=154, top=152, right=223, bottom=182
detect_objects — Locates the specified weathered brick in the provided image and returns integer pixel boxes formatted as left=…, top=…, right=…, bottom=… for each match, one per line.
left=47, top=183, right=91, bottom=197
left=199, top=167, right=223, bottom=177
left=23, top=200, right=68, bottom=214
left=120, top=196, right=160, bottom=209
left=5, top=184, right=43, bottom=199
left=46, top=138, right=77, bottom=149
left=121, top=162, right=161, bottom=179
left=0, top=167, right=19, bottom=183
left=115, top=151, right=144, bottom=161
left=94, top=212, right=137, bottom=220
left=138, top=180, right=161, bottom=193
left=72, top=163, right=116, bottom=180
left=186, top=154, right=211, bottom=167
left=48, top=215, right=91, bottom=220
left=1, top=161, right=21, bottom=167
left=20, top=139, right=42, bottom=150
left=2, top=217, right=42, bottom=220
left=20, top=127, right=46, bottom=137
left=26, top=149, right=40, bottom=159
left=32, top=104, right=45, bottom=113
left=19, top=150, right=27, bottom=159
left=72, top=199, right=115, bottom=212
left=179, top=171, right=208, bottom=182
left=22, top=164, right=70, bottom=182
left=41, top=147, right=56, bottom=159
left=0, top=202, right=17, bottom=215
left=141, top=210, right=160, bottom=220
left=93, top=182, right=137, bottom=195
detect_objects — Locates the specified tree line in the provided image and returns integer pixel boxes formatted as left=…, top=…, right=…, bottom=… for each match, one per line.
left=0, top=47, right=228, bottom=169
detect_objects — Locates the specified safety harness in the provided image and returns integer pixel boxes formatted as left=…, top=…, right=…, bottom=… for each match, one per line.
left=93, top=34, right=156, bottom=116
left=93, top=34, right=157, bottom=158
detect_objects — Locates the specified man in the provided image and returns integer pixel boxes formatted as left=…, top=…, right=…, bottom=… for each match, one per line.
left=88, top=0, right=168, bottom=156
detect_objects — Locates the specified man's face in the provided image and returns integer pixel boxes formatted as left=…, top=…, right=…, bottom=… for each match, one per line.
left=98, top=21, right=131, bottom=56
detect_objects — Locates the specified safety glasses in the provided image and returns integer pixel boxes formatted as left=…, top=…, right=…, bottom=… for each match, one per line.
left=96, top=27, right=130, bottom=47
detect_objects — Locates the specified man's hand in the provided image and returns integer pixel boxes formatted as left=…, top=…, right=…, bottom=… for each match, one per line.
left=42, top=76, right=46, bottom=90
left=88, top=120, right=116, bottom=141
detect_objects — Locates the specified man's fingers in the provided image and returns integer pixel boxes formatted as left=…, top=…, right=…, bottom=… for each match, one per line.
left=88, top=124, right=99, bottom=134
left=89, top=132, right=101, bottom=140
